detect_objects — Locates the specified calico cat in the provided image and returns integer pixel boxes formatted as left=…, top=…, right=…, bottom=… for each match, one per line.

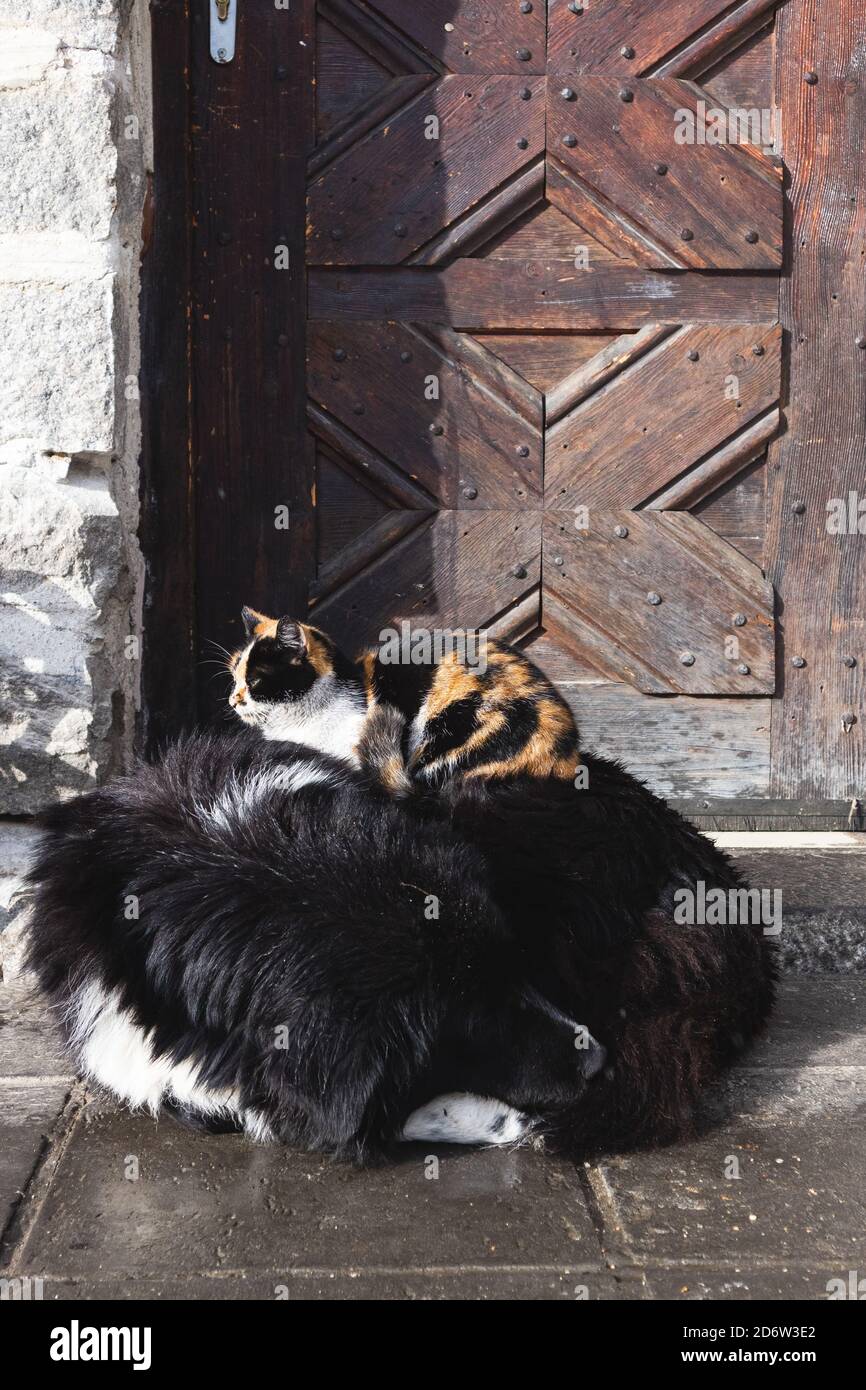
left=229, top=607, right=580, bottom=791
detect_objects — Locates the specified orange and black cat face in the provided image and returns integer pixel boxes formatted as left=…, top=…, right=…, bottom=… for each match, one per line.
left=230, top=608, right=358, bottom=728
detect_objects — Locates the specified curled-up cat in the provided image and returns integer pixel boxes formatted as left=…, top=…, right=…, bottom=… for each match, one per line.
left=228, top=606, right=580, bottom=793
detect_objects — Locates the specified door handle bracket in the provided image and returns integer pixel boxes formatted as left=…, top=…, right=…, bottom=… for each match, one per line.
left=210, top=0, right=237, bottom=64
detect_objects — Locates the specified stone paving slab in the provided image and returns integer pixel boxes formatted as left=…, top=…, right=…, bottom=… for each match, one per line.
left=17, top=1109, right=601, bottom=1280
left=641, top=1266, right=841, bottom=1301
left=30, top=1269, right=642, bottom=1301
left=0, top=1080, right=71, bottom=1240
left=0, top=980, right=73, bottom=1079
left=737, top=978, right=866, bottom=1067
left=727, top=846, right=866, bottom=910
left=1, top=976, right=864, bottom=1300
left=598, top=1116, right=866, bottom=1267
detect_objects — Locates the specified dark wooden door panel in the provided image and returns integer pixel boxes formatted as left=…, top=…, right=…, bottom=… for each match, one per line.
left=548, top=80, right=783, bottom=269
left=152, top=0, right=864, bottom=812
left=309, top=509, right=542, bottom=654
left=548, top=0, right=778, bottom=77
left=308, top=263, right=781, bottom=329
left=306, top=2, right=783, bottom=710
left=308, top=322, right=543, bottom=507
left=545, top=323, right=782, bottom=508
left=308, top=76, right=545, bottom=265
left=301, top=4, right=786, bottom=718
left=543, top=511, right=775, bottom=695
left=766, top=0, right=866, bottom=800
left=367, top=0, right=546, bottom=74
left=190, top=0, right=315, bottom=714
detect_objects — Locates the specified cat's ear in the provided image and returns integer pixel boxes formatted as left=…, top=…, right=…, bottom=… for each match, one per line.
left=241, top=605, right=270, bottom=640
left=275, top=618, right=307, bottom=659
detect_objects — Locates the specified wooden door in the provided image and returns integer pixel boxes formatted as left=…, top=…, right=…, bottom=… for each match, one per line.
left=143, top=0, right=865, bottom=829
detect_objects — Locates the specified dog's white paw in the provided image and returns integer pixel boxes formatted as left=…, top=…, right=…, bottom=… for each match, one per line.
left=400, top=1092, right=531, bottom=1146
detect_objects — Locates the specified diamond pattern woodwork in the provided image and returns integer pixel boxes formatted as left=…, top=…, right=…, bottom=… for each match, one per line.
left=306, top=0, right=784, bottom=694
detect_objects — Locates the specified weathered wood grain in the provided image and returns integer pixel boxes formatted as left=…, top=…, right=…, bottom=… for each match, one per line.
left=475, top=200, right=621, bottom=264
left=307, top=77, right=545, bottom=265
left=645, top=409, right=779, bottom=511
left=545, top=324, right=781, bottom=507
left=700, top=22, right=775, bottom=113
left=308, top=402, right=437, bottom=509
left=312, top=74, right=434, bottom=174
left=191, top=0, right=316, bottom=716
left=653, top=1, right=781, bottom=80
left=548, top=80, right=784, bottom=269
left=766, top=0, right=866, bottom=798
left=311, top=509, right=432, bottom=603
left=309, top=510, right=542, bottom=655
left=548, top=0, right=782, bottom=78
left=471, top=332, right=620, bottom=394
left=307, top=322, right=543, bottom=506
left=543, top=510, right=775, bottom=694
left=545, top=158, right=684, bottom=268
left=691, top=456, right=768, bottom=567
left=314, top=444, right=393, bottom=562
left=677, top=807, right=865, bottom=833
left=556, top=682, right=772, bottom=800
left=545, top=324, right=678, bottom=424
left=138, top=0, right=194, bottom=751
left=319, top=0, right=436, bottom=75
left=309, top=262, right=781, bottom=328
left=367, top=0, right=546, bottom=74
left=409, top=161, right=545, bottom=267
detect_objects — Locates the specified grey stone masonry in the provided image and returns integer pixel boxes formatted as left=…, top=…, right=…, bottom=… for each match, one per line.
left=0, top=1, right=151, bottom=815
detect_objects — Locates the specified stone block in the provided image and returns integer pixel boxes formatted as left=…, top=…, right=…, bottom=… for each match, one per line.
left=0, top=457, right=124, bottom=813
left=0, top=276, right=115, bottom=454
left=0, top=57, right=116, bottom=240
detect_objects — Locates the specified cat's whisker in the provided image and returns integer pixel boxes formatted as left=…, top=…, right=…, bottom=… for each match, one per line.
left=203, top=638, right=234, bottom=660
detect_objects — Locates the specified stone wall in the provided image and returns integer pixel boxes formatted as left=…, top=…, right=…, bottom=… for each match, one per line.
left=0, top=0, right=150, bottom=822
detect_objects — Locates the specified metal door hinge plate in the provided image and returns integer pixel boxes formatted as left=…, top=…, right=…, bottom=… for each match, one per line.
left=210, top=0, right=237, bottom=64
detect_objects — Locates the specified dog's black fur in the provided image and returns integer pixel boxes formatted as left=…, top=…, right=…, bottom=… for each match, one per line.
left=25, top=730, right=775, bottom=1162
left=24, top=732, right=605, bottom=1160
left=425, top=759, right=776, bottom=1156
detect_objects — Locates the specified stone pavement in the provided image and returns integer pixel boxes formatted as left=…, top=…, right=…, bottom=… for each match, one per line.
left=1, top=974, right=864, bottom=1302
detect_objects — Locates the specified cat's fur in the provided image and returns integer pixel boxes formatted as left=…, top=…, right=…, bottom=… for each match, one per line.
left=229, top=608, right=580, bottom=791
left=422, top=759, right=776, bottom=1156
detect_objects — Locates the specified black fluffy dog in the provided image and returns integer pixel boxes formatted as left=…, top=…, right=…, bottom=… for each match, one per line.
left=425, top=760, right=776, bottom=1156
left=25, top=730, right=775, bottom=1162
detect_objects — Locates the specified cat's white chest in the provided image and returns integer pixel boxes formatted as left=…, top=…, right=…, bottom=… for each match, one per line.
left=261, top=682, right=367, bottom=766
